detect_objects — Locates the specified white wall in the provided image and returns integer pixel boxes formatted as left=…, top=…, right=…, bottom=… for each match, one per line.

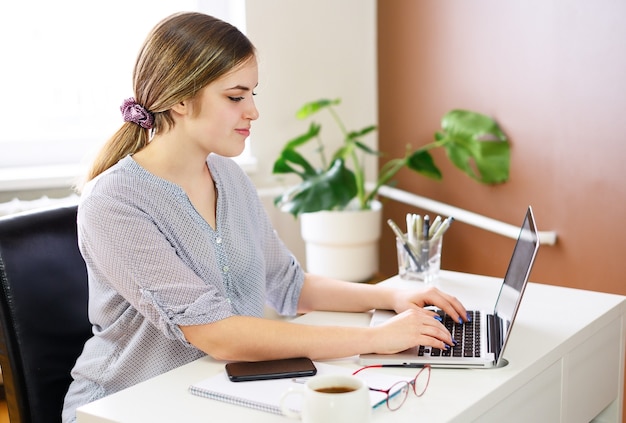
left=245, top=0, right=377, bottom=267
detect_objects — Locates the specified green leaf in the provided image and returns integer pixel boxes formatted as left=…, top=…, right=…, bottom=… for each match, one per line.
left=438, top=110, right=510, bottom=184
left=406, top=150, right=442, bottom=180
left=445, top=139, right=510, bottom=183
left=354, top=140, right=381, bottom=156
left=274, top=158, right=357, bottom=216
left=271, top=157, right=294, bottom=175
left=331, top=145, right=353, bottom=161
left=296, top=99, right=342, bottom=119
left=282, top=122, right=321, bottom=150
left=347, top=125, right=377, bottom=139
left=272, top=123, right=322, bottom=177
left=272, top=149, right=318, bottom=177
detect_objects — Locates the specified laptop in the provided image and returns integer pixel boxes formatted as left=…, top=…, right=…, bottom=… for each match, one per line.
left=360, top=206, right=540, bottom=369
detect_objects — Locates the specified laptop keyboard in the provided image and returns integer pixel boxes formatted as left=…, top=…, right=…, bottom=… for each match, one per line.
left=418, top=310, right=481, bottom=358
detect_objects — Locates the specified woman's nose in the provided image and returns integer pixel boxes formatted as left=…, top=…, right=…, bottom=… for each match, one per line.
left=246, top=100, right=259, bottom=121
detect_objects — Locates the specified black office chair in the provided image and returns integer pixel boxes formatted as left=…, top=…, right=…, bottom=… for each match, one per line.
left=0, top=204, right=91, bottom=423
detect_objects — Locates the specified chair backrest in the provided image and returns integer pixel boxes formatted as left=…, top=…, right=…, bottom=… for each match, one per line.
left=0, top=204, right=91, bottom=423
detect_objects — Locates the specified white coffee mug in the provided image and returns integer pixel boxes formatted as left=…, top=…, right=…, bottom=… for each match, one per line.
left=280, top=374, right=371, bottom=423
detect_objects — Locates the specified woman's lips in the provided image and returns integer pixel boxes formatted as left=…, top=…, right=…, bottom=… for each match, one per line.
left=235, top=128, right=250, bottom=137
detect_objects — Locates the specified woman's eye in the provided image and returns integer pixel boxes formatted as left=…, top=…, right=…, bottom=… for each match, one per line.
left=228, top=96, right=245, bottom=102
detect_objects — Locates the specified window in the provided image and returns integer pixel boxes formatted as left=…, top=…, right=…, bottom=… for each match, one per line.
left=0, top=0, right=252, bottom=187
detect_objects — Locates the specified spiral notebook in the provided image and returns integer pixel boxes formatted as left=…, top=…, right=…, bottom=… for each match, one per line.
left=189, top=361, right=408, bottom=415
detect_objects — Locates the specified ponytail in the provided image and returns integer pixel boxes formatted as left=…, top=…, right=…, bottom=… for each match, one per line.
left=86, top=123, right=150, bottom=182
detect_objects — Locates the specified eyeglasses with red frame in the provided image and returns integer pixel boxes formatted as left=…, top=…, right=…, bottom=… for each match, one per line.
left=352, top=364, right=431, bottom=411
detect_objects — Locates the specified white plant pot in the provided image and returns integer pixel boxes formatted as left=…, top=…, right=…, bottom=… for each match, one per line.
left=300, top=200, right=382, bottom=282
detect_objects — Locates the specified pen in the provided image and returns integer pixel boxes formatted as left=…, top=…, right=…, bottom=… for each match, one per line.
left=387, top=219, right=422, bottom=270
left=406, top=213, right=417, bottom=248
left=358, top=364, right=427, bottom=369
left=414, top=214, right=423, bottom=241
left=420, top=215, right=430, bottom=264
left=431, top=216, right=454, bottom=241
left=381, top=364, right=426, bottom=368
left=428, top=215, right=442, bottom=239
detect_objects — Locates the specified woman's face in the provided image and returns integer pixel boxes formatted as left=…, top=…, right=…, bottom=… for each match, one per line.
left=183, top=56, right=259, bottom=158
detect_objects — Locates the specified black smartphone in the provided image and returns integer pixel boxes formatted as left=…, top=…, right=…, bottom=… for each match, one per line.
left=225, top=357, right=317, bottom=382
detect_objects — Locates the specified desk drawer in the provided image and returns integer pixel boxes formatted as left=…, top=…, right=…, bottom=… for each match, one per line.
left=479, top=360, right=561, bottom=422
left=562, top=316, right=622, bottom=423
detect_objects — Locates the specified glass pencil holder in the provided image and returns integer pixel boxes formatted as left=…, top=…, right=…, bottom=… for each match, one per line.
left=396, top=234, right=443, bottom=286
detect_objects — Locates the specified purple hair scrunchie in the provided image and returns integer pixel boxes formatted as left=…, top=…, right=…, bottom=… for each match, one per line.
left=120, top=97, right=154, bottom=129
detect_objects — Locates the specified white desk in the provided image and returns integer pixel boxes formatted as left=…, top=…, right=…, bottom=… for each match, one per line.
left=76, top=271, right=626, bottom=423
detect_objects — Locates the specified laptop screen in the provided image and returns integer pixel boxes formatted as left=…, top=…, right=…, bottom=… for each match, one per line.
left=493, top=207, right=540, bottom=360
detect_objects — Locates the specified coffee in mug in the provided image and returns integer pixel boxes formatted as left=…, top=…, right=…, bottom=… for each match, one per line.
left=314, top=386, right=356, bottom=394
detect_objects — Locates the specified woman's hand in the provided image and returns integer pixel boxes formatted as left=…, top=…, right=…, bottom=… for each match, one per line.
left=369, top=308, right=455, bottom=353
left=391, top=286, right=469, bottom=325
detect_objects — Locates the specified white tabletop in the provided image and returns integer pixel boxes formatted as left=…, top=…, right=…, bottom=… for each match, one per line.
left=76, top=271, right=626, bottom=422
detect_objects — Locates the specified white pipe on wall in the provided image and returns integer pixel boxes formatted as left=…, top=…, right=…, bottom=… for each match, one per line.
left=257, top=185, right=557, bottom=246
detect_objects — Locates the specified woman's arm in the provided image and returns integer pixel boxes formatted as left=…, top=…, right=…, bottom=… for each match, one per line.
left=180, top=307, right=453, bottom=362
left=297, top=273, right=468, bottom=323
left=182, top=316, right=371, bottom=361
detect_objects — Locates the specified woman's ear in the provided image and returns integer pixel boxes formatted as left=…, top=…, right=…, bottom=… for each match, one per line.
left=171, top=100, right=189, bottom=116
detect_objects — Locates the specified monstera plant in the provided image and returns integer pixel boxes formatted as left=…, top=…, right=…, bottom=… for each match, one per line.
left=273, top=98, right=511, bottom=217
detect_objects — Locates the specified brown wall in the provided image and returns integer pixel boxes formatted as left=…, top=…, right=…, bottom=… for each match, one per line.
left=377, top=2, right=626, bottom=418
left=377, top=0, right=626, bottom=297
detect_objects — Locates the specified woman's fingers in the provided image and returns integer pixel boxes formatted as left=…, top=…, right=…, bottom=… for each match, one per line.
left=418, top=287, right=469, bottom=323
left=374, top=309, right=454, bottom=354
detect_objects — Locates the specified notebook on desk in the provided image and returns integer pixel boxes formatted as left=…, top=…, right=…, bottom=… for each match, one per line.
left=360, top=206, right=540, bottom=369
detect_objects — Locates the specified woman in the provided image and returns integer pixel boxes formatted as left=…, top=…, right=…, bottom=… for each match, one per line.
left=62, top=11, right=468, bottom=421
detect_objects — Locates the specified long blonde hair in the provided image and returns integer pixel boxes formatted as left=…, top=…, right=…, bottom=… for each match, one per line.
left=84, top=12, right=255, bottom=184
